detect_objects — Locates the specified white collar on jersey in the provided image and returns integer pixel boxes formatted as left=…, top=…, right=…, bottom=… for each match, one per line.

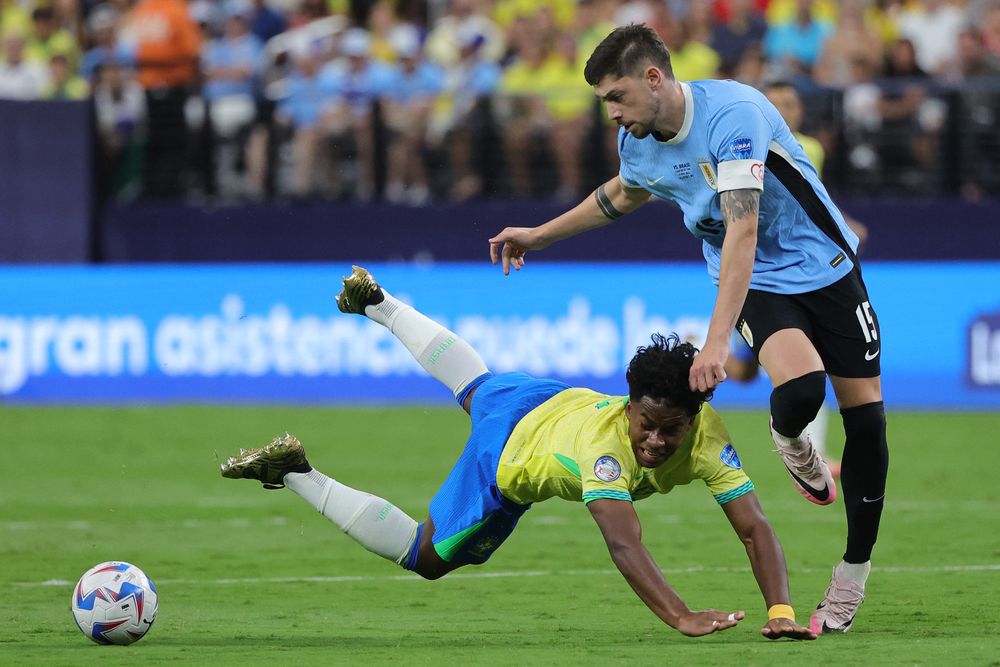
left=656, top=81, right=694, bottom=145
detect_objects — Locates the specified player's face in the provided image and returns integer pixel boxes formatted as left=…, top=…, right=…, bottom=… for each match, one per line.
left=625, top=396, right=694, bottom=468
left=594, top=72, right=662, bottom=139
left=766, top=87, right=802, bottom=133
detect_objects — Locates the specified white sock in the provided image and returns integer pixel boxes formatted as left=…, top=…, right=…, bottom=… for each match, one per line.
left=805, top=405, right=830, bottom=457
left=770, top=422, right=806, bottom=449
left=284, top=469, right=418, bottom=566
left=364, top=290, right=488, bottom=400
left=838, top=560, right=871, bottom=587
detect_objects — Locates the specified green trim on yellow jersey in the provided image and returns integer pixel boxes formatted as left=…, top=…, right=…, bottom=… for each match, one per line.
left=553, top=453, right=582, bottom=478
left=583, top=489, right=633, bottom=504
left=713, top=480, right=755, bottom=505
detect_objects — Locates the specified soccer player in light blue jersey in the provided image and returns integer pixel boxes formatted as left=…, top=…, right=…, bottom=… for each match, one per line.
left=489, top=24, right=888, bottom=635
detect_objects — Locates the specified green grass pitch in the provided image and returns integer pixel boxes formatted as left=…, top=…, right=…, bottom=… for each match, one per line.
left=2, top=405, right=999, bottom=665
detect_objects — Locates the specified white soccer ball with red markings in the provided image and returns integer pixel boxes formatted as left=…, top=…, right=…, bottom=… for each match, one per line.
left=71, top=561, right=158, bottom=645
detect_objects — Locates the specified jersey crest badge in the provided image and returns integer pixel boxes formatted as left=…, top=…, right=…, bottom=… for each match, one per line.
left=594, top=456, right=622, bottom=482
left=730, top=137, right=753, bottom=159
left=720, top=444, right=742, bottom=469
left=697, top=161, right=717, bottom=190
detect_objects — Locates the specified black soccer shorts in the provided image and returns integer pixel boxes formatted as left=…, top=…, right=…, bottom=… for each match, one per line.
left=736, top=269, right=881, bottom=378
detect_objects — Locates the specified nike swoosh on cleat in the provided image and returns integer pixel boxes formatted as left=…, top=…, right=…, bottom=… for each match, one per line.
left=865, top=348, right=880, bottom=361
left=784, top=465, right=830, bottom=501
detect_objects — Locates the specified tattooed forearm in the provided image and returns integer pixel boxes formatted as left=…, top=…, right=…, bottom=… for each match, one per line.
left=720, top=188, right=760, bottom=226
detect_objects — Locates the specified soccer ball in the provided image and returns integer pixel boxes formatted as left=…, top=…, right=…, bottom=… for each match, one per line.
left=71, top=561, right=158, bottom=645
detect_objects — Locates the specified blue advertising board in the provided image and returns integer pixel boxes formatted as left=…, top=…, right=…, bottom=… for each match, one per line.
left=1, top=263, right=998, bottom=408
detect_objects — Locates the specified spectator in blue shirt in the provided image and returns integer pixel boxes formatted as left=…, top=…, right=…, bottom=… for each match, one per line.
left=202, top=0, right=263, bottom=138
left=319, top=27, right=396, bottom=200
left=426, top=23, right=501, bottom=201
left=79, top=5, right=133, bottom=82
left=763, top=0, right=832, bottom=74
left=382, top=25, right=445, bottom=205
left=276, top=46, right=338, bottom=196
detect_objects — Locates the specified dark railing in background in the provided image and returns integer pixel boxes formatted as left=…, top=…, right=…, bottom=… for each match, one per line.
left=2, top=86, right=999, bottom=264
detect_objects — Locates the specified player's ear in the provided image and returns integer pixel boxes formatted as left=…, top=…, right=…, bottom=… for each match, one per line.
left=645, top=66, right=662, bottom=89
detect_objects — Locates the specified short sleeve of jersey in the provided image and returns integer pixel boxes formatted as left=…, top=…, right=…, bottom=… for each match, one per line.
left=708, top=101, right=773, bottom=193
left=616, top=128, right=643, bottom=189
left=580, top=445, right=636, bottom=505
left=692, top=415, right=754, bottom=504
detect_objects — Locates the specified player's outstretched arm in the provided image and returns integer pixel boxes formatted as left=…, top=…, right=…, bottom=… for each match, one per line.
left=721, top=492, right=817, bottom=640
left=690, top=188, right=760, bottom=392
left=588, top=498, right=745, bottom=637
left=488, top=176, right=650, bottom=276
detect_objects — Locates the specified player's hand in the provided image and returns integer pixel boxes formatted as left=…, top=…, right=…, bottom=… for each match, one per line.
left=489, top=227, right=544, bottom=276
left=675, top=609, right=744, bottom=637
left=689, top=339, right=729, bottom=392
left=760, top=617, right=817, bottom=641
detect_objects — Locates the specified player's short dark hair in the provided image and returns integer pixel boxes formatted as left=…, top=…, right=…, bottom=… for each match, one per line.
left=584, top=24, right=673, bottom=86
left=626, top=333, right=712, bottom=415
left=763, top=79, right=796, bottom=93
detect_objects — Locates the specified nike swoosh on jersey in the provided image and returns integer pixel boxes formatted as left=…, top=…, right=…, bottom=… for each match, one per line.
left=783, top=465, right=830, bottom=501
left=646, top=176, right=665, bottom=185
left=865, top=349, right=880, bottom=361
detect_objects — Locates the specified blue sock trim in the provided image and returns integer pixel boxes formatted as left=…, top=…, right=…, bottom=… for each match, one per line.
left=455, top=371, right=493, bottom=407
left=404, top=523, right=423, bottom=571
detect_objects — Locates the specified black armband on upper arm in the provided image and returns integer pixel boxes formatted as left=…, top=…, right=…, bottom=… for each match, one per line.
left=595, top=184, right=625, bottom=220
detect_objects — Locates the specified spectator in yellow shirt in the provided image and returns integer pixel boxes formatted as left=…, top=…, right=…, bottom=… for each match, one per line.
left=498, top=31, right=593, bottom=199
left=662, top=15, right=720, bottom=81
left=25, top=6, right=78, bottom=68
left=44, top=52, right=88, bottom=99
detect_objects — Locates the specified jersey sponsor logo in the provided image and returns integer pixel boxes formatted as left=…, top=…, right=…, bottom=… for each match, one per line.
left=594, top=456, right=622, bottom=482
left=750, top=161, right=765, bottom=183
left=865, top=348, right=880, bottom=361
left=730, top=137, right=753, bottom=159
left=720, top=444, right=742, bottom=469
left=697, top=162, right=717, bottom=190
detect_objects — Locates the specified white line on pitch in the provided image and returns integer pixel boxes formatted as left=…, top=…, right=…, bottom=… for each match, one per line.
left=14, top=564, right=1000, bottom=588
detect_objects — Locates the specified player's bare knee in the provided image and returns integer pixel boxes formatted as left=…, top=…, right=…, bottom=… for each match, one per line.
left=770, top=370, right=827, bottom=438
left=413, top=562, right=448, bottom=580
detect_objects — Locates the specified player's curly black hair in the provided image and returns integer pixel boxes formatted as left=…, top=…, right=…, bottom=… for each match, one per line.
left=625, top=333, right=713, bottom=416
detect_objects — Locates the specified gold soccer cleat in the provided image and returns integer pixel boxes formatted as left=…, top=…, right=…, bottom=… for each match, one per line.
left=336, top=265, right=385, bottom=315
left=220, top=433, right=311, bottom=489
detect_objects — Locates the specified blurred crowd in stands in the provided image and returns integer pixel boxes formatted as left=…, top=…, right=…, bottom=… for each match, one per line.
left=2, top=0, right=1000, bottom=204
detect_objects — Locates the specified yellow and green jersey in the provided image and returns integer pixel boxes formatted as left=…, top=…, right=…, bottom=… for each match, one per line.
left=796, top=131, right=825, bottom=178
left=496, top=389, right=753, bottom=507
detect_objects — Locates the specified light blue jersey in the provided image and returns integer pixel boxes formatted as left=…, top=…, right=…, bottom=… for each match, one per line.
left=618, top=79, right=859, bottom=294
